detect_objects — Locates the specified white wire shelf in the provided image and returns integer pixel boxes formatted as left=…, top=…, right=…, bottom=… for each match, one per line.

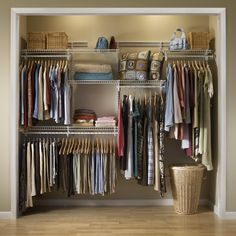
left=117, top=41, right=169, bottom=48
left=164, top=49, right=214, bottom=60
left=69, top=79, right=165, bottom=88
left=20, top=126, right=118, bottom=136
left=69, top=80, right=119, bottom=85
left=21, top=48, right=119, bottom=54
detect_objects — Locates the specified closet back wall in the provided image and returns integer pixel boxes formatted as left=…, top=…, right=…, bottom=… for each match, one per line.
left=27, top=15, right=209, bottom=46
left=22, top=15, right=211, bottom=202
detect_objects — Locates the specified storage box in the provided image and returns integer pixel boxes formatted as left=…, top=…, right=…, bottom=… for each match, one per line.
left=46, top=32, right=68, bottom=49
left=27, top=32, right=46, bottom=50
left=188, top=32, right=209, bottom=50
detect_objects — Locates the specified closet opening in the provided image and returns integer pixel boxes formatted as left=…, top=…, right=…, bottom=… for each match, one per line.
left=10, top=8, right=226, bottom=219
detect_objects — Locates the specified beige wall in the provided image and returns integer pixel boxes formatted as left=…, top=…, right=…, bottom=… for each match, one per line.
left=26, top=15, right=209, bottom=46
left=0, top=0, right=236, bottom=212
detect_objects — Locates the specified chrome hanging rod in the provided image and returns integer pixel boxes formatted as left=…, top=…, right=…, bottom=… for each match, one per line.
left=117, top=41, right=169, bottom=48
left=120, top=85, right=164, bottom=89
left=23, top=131, right=118, bottom=136
left=165, top=55, right=214, bottom=59
left=21, top=55, right=71, bottom=59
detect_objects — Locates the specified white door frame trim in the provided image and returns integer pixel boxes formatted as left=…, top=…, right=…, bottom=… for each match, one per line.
left=10, top=7, right=227, bottom=219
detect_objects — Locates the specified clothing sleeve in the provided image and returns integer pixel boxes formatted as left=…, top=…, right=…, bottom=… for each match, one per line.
left=164, top=65, right=174, bottom=131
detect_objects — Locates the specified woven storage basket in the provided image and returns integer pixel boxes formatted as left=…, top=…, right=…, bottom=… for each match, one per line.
left=188, top=32, right=209, bottom=50
left=169, top=164, right=205, bottom=215
left=27, top=32, right=46, bottom=50
left=46, top=32, right=68, bottom=49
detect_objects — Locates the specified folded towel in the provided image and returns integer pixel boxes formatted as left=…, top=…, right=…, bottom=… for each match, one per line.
left=74, top=72, right=113, bottom=81
left=95, top=121, right=116, bottom=125
left=74, top=109, right=96, bottom=115
left=96, top=116, right=116, bottom=121
left=74, top=63, right=112, bottom=74
left=95, top=124, right=116, bottom=128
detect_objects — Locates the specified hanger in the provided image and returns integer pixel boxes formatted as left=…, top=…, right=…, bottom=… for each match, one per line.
left=92, top=139, right=95, bottom=154
left=59, top=138, right=64, bottom=155
left=113, top=139, right=116, bottom=155
left=194, top=60, right=200, bottom=70
left=62, top=138, right=68, bottom=155
left=72, top=138, right=78, bottom=154
left=100, top=138, right=103, bottom=155
left=76, top=139, right=81, bottom=154
left=81, top=138, right=85, bottom=154
left=69, top=137, right=75, bottom=154
left=109, top=138, right=112, bottom=155
left=96, top=138, right=100, bottom=153
left=84, top=138, right=88, bottom=154
left=63, top=138, right=68, bottom=155
left=105, top=139, right=108, bottom=155
left=87, top=139, right=91, bottom=154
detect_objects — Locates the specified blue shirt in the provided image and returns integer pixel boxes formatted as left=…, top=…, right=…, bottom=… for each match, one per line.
left=164, top=64, right=174, bottom=131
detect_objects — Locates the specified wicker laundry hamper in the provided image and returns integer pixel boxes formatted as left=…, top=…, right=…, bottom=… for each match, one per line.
left=169, top=164, right=205, bottom=215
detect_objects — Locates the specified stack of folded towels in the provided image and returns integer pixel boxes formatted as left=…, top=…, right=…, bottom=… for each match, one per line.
left=95, top=116, right=116, bottom=128
left=74, top=63, right=113, bottom=80
left=73, top=109, right=97, bottom=127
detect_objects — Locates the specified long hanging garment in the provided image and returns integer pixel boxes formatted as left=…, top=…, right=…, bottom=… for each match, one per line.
left=159, top=91, right=166, bottom=196
left=153, top=95, right=160, bottom=192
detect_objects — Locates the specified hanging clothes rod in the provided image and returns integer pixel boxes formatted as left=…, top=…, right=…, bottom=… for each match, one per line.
left=20, top=126, right=118, bottom=136
left=164, top=49, right=214, bottom=61
left=120, top=85, right=164, bottom=89
left=165, top=55, right=214, bottom=59
left=21, top=55, right=71, bottom=59
left=23, top=131, right=118, bottom=136
left=117, top=41, right=169, bottom=48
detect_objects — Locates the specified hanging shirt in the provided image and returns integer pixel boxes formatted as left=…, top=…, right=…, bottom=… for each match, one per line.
left=38, top=65, right=44, bottom=120
left=198, top=69, right=205, bottom=155
left=173, top=65, right=183, bottom=124
left=33, top=64, right=39, bottom=119
left=147, top=101, right=154, bottom=185
left=202, top=66, right=214, bottom=171
left=184, top=64, right=191, bottom=124
left=133, top=99, right=140, bottom=177
left=27, top=64, right=33, bottom=127
left=43, top=65, right=50, bottom=120
left=125, top=95, right=134, bottom=180
left=20, top=64, right=26, bottom=125
left=164, top=64, right=174, bottom=132
left=117, top=99, right=124, bottom=157
left=63, top=65, right=71, bottom=125
left=31, top=142, right=36, bottom=197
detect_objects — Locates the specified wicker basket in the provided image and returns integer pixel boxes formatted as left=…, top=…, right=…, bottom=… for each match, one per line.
left=169, top=164, right=205, bottom=215
left=188, top=32, right=209, bottom=50
left=27, top=32, right=46, bottom=50
left=46, top=32, right=68, bottom=49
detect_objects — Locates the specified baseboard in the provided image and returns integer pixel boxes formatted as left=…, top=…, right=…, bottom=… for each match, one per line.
left=0, top=211, right=12, bottom=219
left=222, top=211, right=236, bottom=219
left=36, top=198, right=210, bottom=207
left=208, top=201, right=220, bottom=216
left=36, top=199, right=173, bottom=206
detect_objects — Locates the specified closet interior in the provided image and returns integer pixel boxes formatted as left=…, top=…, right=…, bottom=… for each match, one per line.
left=18, top=14, right=218, bottom=215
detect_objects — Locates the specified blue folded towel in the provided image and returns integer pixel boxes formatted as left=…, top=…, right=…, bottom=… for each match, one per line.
left=74, top=72, right=113, bottom=80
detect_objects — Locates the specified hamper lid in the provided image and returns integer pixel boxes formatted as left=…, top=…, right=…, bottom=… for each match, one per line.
left=169, top=163, right=205, bottom=171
